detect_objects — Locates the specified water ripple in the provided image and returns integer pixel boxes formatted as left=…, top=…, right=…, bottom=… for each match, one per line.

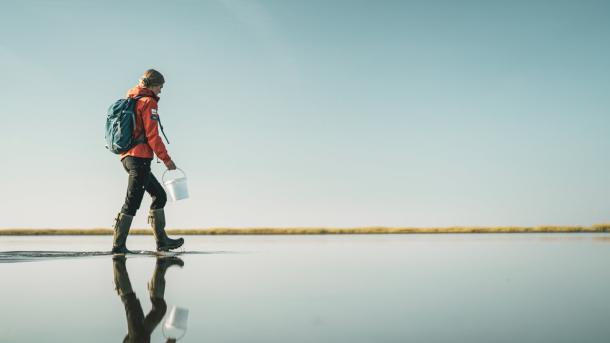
left=0, top=250, right=226, bottom=263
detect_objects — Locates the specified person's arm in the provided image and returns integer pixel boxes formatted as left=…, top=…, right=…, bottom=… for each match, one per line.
left=141, top=100, right=176, bottom=169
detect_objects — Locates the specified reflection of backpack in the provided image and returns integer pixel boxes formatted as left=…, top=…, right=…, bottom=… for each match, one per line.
left=105, top=96, right=147, bottom=154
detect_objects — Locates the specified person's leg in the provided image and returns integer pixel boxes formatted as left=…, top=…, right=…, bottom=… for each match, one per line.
left=121, top=157, right=153, bottom=216
left=145, top=173, right=167, bottom=210
left=112, top=157, right=152, bottom=253
left=111, top=212, right=134, bottom=253
left=146, top=175, right=184, bottom=251
left=148, top=256, right=184, bottom=298
left=143, top=257, right=184, bottom=334
left=112, top=255, right=147, bottom=341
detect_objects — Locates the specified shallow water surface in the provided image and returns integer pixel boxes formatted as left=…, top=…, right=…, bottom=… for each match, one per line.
left=1, top=234, right=610, bottom=343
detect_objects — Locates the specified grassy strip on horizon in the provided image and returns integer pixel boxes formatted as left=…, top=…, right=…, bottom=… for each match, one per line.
left=1, top=225, right=610, bottom=235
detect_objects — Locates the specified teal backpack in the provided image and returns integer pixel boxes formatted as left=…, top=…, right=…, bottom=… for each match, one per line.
left=105, top=96, right=169, bottom=154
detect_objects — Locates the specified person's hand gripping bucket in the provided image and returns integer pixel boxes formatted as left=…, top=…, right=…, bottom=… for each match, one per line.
left=162, top=168, right=189, bottom=202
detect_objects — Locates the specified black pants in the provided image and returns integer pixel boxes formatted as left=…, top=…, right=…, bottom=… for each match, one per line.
left=120, top=156, right=167, bottom=216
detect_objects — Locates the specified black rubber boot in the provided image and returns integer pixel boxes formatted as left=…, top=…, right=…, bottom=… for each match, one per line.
left=112, top=254, right=135, bottom=296
left=148, top=256, right=184, bottom=298
left=148, top=209, right=184, bottom=252
left=111, top=213, right=134, bottom=254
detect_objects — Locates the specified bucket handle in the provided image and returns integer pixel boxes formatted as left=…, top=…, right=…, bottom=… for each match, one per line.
left=162, top=168, right=186, bottom=184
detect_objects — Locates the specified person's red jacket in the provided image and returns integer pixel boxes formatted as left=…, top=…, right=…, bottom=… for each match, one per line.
left=120, top=86, right=171, bottom=163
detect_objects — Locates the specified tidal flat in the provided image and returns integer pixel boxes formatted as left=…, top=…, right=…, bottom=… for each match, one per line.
left=1, top=234, right=610, bottom=342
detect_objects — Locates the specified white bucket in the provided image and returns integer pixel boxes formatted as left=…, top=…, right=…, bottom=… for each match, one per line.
left=163, top=306, right=189, bottom=340
left=162, top=168, right=189, bottom=202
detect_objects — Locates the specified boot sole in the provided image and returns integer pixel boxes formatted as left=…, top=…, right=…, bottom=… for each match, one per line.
left=157, top=240, right=184, bottom=252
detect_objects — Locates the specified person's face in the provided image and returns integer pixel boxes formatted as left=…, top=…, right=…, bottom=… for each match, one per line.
left=151, top=83, right=164, bottom=96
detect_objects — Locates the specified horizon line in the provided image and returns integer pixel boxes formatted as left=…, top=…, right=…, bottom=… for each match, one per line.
left=1, top=225, right=610, bottom=235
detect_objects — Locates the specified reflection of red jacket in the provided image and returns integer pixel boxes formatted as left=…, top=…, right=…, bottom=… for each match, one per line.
left=120, top=86, right=171, bottom=163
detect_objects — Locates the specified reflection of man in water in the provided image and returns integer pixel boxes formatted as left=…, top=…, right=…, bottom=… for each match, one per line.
left=113, top=255, right=184, bottom=343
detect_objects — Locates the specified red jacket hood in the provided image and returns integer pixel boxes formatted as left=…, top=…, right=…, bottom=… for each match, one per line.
left=126, top=85, right=160, bottom=102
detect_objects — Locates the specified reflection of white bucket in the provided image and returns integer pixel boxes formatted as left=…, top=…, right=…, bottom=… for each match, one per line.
left=163, top=306, right=189, bottom=340
left=162, top=169, right=189, bottom=202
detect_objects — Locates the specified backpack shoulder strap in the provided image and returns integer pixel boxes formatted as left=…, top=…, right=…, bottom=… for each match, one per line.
left=130, top=95, right=148, bottom=144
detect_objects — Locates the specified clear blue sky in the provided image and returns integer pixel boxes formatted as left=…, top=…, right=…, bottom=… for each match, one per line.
left=1, top=0, right=609, bottom=228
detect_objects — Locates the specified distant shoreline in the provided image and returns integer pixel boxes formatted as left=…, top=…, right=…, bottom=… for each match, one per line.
left=1, top=226, right=609, bottom=235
